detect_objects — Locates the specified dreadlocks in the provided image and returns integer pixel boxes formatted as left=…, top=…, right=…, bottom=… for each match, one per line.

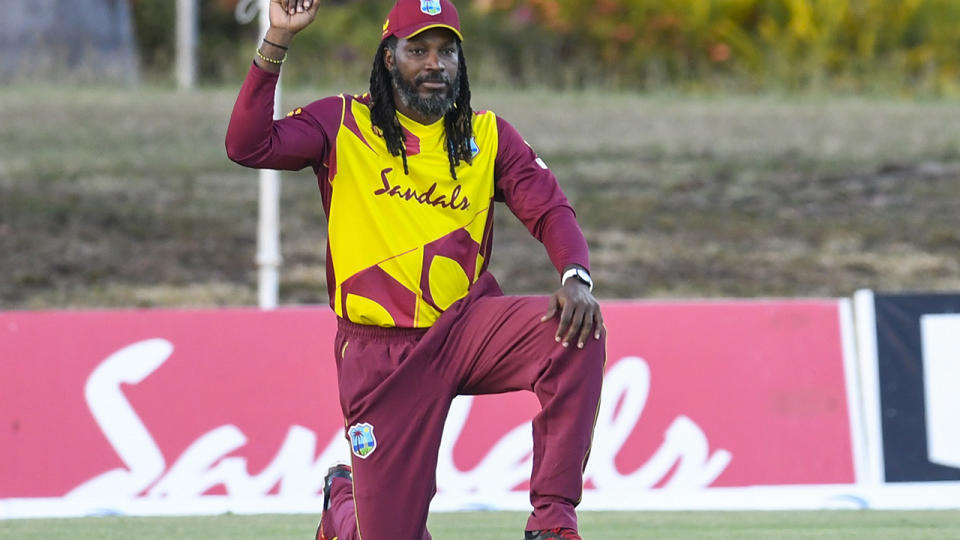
left=369, top=36, right=473, bottom=180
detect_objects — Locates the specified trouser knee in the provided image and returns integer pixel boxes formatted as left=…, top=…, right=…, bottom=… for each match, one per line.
left=562, top=332, right=606, bottom=378
left=542, top=333, right=604, bottom=405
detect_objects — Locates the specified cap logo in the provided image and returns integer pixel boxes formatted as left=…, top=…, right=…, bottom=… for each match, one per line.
left=420, top=0, right=441, bottom=16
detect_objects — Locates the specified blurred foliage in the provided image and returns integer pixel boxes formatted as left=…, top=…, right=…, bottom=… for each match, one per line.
left=493, top=0, right=960, bottom=94
left=130, top=0, right=258, bottom=84
left=130, top=0, right=960, bottom=95
left=130, top=0, right=175, bottom=76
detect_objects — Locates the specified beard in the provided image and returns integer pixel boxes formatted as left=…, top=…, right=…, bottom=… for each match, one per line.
left=391, top=65, right=459, bottom=119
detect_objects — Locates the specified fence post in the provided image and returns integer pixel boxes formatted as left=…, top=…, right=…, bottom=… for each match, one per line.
left=176, top=0, right=197, bottom=88
left=257, top=0, right=282, bottom=310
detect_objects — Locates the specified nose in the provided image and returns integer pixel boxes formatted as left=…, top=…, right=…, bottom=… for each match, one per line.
left=424, top=50, right=442, bottom=71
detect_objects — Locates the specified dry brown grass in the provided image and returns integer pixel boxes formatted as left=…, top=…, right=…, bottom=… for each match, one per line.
left=2, top=86, right=959, bottom=309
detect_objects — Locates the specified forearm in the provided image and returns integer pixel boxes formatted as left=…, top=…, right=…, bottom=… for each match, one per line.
left=225, top=63, right=282, bottom=166
left=539, top=206, right=591, bottom=274
left=227, top=28, right=292, bottom=155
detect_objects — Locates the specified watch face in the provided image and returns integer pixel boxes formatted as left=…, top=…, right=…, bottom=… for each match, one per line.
left=562, top=267, right=593, bottom=291
left=573, top=268, right=593, bottom=290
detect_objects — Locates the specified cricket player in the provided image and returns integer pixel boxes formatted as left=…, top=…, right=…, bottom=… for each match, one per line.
left=225, top=0, right=605, bottom=538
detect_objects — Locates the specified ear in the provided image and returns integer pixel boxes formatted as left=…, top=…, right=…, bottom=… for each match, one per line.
left=383, top=46, right=395, bottom=72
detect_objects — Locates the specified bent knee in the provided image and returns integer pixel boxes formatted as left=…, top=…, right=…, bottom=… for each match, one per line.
left=560, top=333, right=606, bottom=375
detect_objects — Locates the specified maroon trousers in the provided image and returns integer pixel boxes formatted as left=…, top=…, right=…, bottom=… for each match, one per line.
left=320, top=274, right=605, bottom=540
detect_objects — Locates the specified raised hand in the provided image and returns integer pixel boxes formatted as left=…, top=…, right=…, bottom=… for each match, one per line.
left=269, top=0, right=320, bottom=36
left=255, top=0, right=321, bottom=71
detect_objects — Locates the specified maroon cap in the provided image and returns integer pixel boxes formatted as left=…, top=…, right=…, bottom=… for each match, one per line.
left=381, top=0, right=463, bottom=41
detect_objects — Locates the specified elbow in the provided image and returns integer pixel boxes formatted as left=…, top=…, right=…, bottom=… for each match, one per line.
left=224, top=134, right=260, bottom=167
left=224, top=129, right=243, bottom=164
left=533, top=205, right=577, bottom=239
left=224, top=139, right=245, bottom=165
left=224, top=119, right=266, bottom=166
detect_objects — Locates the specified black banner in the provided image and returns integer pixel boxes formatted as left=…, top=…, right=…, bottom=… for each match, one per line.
left=874, top=292, right=960, bottom=482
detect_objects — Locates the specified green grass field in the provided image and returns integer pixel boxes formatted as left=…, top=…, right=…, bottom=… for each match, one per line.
left=2, top=510, right=960, bottom=539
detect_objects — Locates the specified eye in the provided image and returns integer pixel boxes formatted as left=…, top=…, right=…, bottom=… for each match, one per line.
left=410, top=47, right=425, bottom=56
left=441, top=47, right=457, bottom=56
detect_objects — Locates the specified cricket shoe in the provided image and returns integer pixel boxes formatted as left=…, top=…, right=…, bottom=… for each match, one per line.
left=316, top=464, right=353, bottom=540
left=525, top=528, right=582, bottom=540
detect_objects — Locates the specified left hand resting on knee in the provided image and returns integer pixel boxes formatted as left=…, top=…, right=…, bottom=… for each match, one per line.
left=540, top=281, right=604, bottom=349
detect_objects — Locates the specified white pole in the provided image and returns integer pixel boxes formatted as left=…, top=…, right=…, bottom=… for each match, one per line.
left=257, top=0, right=282, bottom=309
left=175, top=0, right=196, bottom=88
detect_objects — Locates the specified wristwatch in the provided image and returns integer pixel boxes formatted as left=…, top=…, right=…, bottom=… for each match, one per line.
left=561, top=266, right=594, bottom=292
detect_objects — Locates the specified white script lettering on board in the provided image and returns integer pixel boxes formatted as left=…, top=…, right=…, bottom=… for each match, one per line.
left=68, top=341, right=730, bottom=500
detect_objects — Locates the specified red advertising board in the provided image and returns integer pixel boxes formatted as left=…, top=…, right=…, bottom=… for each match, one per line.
left=0, top=300, right=858, bottom=514
left=597, top=301, right=855, bottom=488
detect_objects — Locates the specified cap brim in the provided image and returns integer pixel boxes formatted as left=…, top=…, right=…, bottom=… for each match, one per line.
left=402, top=23, right=463, bottom=41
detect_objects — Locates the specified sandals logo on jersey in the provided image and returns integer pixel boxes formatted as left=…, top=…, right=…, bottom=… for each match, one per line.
left=349, top=422, right=377, bottom=459
left=469, top=137, right=479, bottom=158
left=420, top=0, right=441, bottom=15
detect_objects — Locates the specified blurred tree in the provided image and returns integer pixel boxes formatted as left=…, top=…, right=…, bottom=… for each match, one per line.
left=125, top=0, right=960, bottom=95
left=131, top=0, right=257, bottom=84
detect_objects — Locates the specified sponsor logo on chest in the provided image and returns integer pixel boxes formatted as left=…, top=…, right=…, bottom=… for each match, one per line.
left=374, top=167, right=470, bottom=211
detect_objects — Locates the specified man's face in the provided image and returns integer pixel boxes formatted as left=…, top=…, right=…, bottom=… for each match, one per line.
left=385, top=28, right=460, bottom=122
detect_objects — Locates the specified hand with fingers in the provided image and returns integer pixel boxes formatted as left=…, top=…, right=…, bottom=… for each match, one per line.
left=541, top=274, right=604, bottom=350
left=255, top=0, right=321, bottom=71
left=269, top=0, right=320, bottom=33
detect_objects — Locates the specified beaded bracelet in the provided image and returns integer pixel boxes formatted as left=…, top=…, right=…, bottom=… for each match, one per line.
left=256, top=48, right=286, bottom=65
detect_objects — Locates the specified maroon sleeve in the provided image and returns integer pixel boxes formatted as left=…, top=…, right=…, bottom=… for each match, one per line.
left=494, top=116, right=590, bottom=274
left=225, top=63, right=340, bottom=171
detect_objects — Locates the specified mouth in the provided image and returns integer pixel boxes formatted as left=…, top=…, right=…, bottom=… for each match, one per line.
left=418, top=81, right=449, bottom=91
